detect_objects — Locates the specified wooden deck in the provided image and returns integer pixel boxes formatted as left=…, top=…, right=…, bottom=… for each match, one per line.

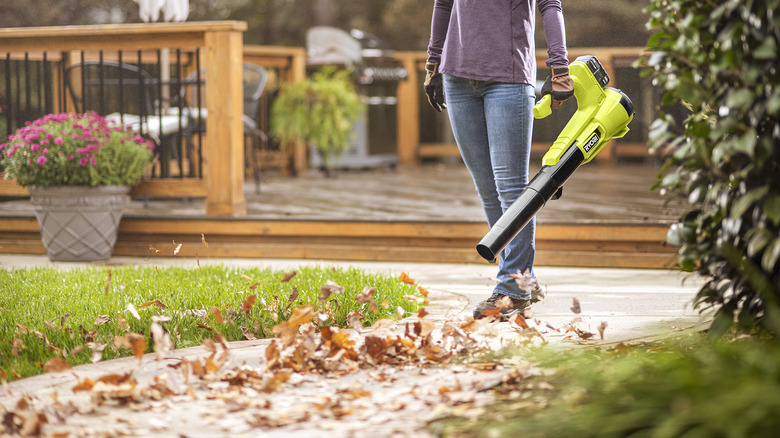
left=0, top=159, right=686, bottom=268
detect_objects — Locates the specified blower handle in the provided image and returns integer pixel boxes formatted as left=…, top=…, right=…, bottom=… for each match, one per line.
left=532, top=94, right=553, bottom=119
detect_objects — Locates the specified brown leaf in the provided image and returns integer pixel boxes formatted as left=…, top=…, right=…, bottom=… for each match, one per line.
left=287, top=287, right=299, bottom=302
left=126, top=303, right=141, bottom=320
left=140, top=299, right=167, bottom=309
left=355, top=287, right=375, bottom=303
left=211, top=308, right=224, bottom=324
left=95, top=315, right=111, bottom=326
left=598, top=321, right=608, bottom=340
left=242, top=295, right=257, bottom=315
left=43, top=357, right=72, bottom=373
left=417, top=286, right=429, bottom=298
left=150, top=323, right=172, bottom=359
left=127, top=333, right=146, bottom=362
left=281, top=271, right=297, bottom=282
left=417, top=307, right=429, bottom=319
left=321, top=280, right=344, bottom=297
left=60, top=313, right=70, bottom=328
left=262, top=371, right=291, bottom=393
left=104, top=268, right=113, bottom=294
left=571, top=297, right=582, bottom=314
left=11, top=337, right=25, bottom=356
left=240, top=326, right=257, bottom=340
left=15, top=323, right=29, bottom=334
left=399, top=272, right=415, bottom=285
left=72, top=377, right=96, bottom=392
left=509, top=268, right=538, bottom=293
left=201, top=233, right=209, bottom=247
left=1, top=369, right=9, bottom=395
left=509, top=313, right=530, bottom=329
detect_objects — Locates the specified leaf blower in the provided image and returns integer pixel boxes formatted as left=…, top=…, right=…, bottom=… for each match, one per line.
left=476, top=55, right=635, bottom=262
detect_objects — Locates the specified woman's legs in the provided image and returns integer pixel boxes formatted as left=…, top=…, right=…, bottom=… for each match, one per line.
left=444, top=75, right=536, bottom=300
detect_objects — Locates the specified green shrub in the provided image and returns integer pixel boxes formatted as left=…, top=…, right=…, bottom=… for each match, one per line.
left=642, top=0, right=780, bottom=336
left=270, top=67, right=363, bottom=173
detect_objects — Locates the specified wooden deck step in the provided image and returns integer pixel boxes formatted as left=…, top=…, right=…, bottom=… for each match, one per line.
left=0, top=216, right=677, bottom=269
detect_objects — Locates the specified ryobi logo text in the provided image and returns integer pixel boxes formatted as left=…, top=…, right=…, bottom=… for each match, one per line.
left=582, top=133, right=600, bottom=153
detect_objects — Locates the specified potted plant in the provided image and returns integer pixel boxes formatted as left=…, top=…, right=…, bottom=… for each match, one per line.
left=270, top=66, right=363, bottom=176
left=0, top=112, right=155, bottom=262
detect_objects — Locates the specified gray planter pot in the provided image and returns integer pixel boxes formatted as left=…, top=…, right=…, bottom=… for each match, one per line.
left=28, top=185, right=130, bottom=262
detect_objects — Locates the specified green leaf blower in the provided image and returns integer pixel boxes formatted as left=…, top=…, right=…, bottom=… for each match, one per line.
left=476, top=55, right=635, bottom=262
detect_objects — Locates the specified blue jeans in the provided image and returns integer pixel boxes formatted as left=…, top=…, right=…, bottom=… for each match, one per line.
left=444, top=75, right=536, bottom=300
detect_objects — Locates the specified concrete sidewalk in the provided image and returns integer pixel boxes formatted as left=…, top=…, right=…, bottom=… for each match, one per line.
left=0, top=255, right=708, bottom=437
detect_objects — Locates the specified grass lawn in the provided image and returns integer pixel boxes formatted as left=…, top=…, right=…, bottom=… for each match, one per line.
left=0, top=264, right=423, bottom=382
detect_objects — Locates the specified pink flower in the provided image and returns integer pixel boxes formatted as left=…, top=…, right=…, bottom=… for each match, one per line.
left=79, top=157, right=88, bottom=166
left=36, top=156, right=47, bottom=166
left=89, top=157, right=97, bottom=166
left=53, top=137, right=64, bottom=146
left=30, top=144, right=41, bottom=152
left=67, top=154, right=74, bottom=160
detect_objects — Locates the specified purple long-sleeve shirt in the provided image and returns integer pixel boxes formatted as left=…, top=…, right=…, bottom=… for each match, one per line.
left=427, top=0, right=569, bottom=85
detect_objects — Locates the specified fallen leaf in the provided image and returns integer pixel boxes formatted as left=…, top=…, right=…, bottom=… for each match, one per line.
left=287, top=287, right=299, bottom=302
left=126, top=303, right=141, bottom=320
left=127, top=333, right=146, bottom=362
left=211, top=308, right=224, bottom=324
left=173, top=240, right=182, bottom=255
left=43, top=357, right=72, bottom=373
left=104, top=268, right=113, bottom=294
left=1, top=369, right=9, bottom=395
left=150, top=323, right=172, bottom=359
left=281, top=271, right=297, bottom=282
left=397, top=306, right=406, bottom=319
left=355, top=287, right=375, bottom=303
left=598, top=321, right=608, bottom=340
left=140, top=299, right=167, bottom=309
left=201, top=233, right=208, bottom=247
left=417, top=286, right=429, bottom=298
left=240, top=326, right=257, bottom=340
left=60, top=313, right=70, bottom=328
left=95, top=315, right=111, bottom=326
left=242, top=295, right=257, bottom=315
left=399, top=272, right=415, bottom=284
left=571, top=297, right=582, bottom=314
left=417, top=307, right=429, bottom=319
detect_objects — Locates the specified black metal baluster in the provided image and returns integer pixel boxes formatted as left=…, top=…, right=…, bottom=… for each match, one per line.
left=79, top=51, right=86, bottom=113
left=98, top=51, right=105, bottom=116
left=118, top=51, right=124, bottom=124
left=24, top=53, right=31, bottom=121
left=195, top=48, right=203, bottom=178
left=4, top=53, right=11, bottom=138
left=175, top=49, right=183, bottom=177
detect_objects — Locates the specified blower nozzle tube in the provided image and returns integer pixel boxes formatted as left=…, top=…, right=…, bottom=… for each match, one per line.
left=476, top=144, right=586, bottom=262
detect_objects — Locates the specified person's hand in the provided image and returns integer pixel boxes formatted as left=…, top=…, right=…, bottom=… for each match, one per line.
left=541, top=66, right=574, bottom=109
left=424, top=62, right=446, bottom=112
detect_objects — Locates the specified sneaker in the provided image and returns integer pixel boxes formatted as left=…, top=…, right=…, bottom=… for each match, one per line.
left=473, top=293, right=530, bottom=321
left=531, top=285, right=545, bottom=304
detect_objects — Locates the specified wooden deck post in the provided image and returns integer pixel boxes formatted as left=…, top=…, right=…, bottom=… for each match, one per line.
left=203, top=27, right=247, bottom=216
left=395, top=52, right=422, bottom=166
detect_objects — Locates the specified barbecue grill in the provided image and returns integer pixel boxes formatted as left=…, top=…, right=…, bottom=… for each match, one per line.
left=306, top=26, right=407, bottom=169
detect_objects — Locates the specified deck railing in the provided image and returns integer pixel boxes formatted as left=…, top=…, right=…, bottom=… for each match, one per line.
left=395, top=47, right=657, bottom=164
left=0, top=22, right=306, bottom=216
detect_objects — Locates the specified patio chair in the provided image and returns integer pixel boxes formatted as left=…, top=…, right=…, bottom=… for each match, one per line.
left=180, top=63, right=268, bottom=192
left=64, top=60, right=189, bottom=177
